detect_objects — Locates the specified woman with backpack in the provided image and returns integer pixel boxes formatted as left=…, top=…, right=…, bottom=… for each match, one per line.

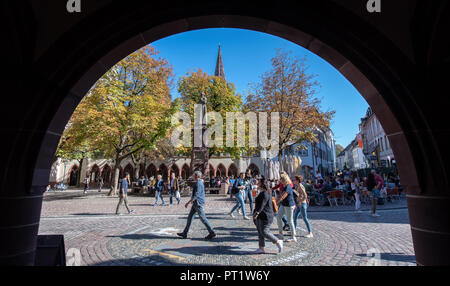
left=253, top=178, right=284, bottom=254
left=229, top=172, right=251, bottom=220
left=293, top=175, right=313, bottom=238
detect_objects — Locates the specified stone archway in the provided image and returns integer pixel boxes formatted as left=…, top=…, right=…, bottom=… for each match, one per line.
left=89, top=164, right=100, bottom=187
left=3, top=1, right=450, bottom=265
left=146, top=164, right=157, bottom=179
left=68, top=165, right=79, bottom=187
left=181, top=164, right=190, bottom=180
left=123, top=164, right=134, bottom=181
left=228, top=163, right=238, bottom=178
left=246, top=163, right=260, bottom=177
left=158, top=164, right=169, bottom=181
left=101, top=165, right=112, bottom=187
left=216, top=164, right=227, bottom=178
left=170, top=164, right=180, bottom=178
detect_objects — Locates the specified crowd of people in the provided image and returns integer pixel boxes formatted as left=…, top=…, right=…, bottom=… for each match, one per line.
left=113, top=167, right=401, bottom=254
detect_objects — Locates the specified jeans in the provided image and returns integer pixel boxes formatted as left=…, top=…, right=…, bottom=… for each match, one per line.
left=255, top=218, right=279, bottom=248
left=277, top=205, right=296, bottom=238
left=230, top=192, right=246, bottom=217
left=355, top=193, right=361, bottom=210
left=154, top=190, right=165, bottom=205
left=244, top=188, right=254, bottom=213
left=169, top=189, right=180, bottom=205
left=116, top=194, right=130, bottom=213
left=293, top=203, right=312, bottom=233
left=182, top=203, right=215, bottom=235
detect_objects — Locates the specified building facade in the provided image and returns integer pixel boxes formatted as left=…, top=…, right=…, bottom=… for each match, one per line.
left=359, top=107, right=395, bottom=168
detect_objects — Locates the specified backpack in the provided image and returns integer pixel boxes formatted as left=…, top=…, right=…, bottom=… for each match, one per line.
left=231, top=180, right=240, bottom=195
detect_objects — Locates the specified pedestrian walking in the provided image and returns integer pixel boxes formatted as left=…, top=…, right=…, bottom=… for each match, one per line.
left=154, top=174, right=166, bottom=206
left=243, top=170, right=255, bottom=213
left=177, top=171, right=216, bottom=240
left=253, top=178, right=284, bottom=254
left=83, top=176, right=89, bottom=194
left=115, top=172, right=135, bottom=215
left=229, top=172, right=251, bottom=220
left=272, top=171, right=292, bottom=231
left=169, top=172, right=181, bottom=205
left=367, top=172, right=380, bottom=217
left=98, top=177, right=103, bottom=193
left=293, top=175, right=313, bottom=238
left=351, top=172, right=362, bottom=213
left=276, top=174, right=297, bottom=242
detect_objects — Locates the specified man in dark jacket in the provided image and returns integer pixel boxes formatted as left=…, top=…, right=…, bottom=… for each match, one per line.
left=177, top=171, right=216, bottom=240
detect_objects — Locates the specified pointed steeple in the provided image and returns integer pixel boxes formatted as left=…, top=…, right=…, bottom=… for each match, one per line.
left=214, top=44, right=225, bottom=79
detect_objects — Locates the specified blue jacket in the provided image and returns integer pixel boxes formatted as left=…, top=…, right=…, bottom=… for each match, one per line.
left=233, top=178, right=245, bottom=191
left=156, top=179, right=164, bottom=192
left=192, top=179, right=205, bottom=206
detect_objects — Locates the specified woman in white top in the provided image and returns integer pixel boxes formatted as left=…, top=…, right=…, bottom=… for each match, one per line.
left=351, top=172, right=362, bottom=213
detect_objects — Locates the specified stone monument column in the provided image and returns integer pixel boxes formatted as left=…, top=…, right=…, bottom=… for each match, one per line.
left=190, top=93, right=210, bottom=185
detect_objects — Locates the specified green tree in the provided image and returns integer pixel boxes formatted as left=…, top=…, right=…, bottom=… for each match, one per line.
left=177, top=69, right=246, bottom=159
left=57, top=45, right=178, bottom=195
left=245, top=49, right=334, bottom=169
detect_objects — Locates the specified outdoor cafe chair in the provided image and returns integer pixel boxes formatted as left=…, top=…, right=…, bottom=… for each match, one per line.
left=334, top=190, right=345, bottom=206
left=327, top=190, right=337, bottom=207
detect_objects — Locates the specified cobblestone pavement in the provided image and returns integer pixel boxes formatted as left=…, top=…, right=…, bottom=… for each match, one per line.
left=39, top=190, right=415, bottom=266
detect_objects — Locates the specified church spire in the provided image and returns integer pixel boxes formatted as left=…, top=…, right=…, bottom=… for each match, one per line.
left=214, top=44, right=225, bottom=79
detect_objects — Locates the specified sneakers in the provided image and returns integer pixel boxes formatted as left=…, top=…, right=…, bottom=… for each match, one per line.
left=355, top=210, right=363, bottom=213
left=177, top=232, right=187, bottom=239
left=304, top=233, right=314, bottom=238
left=371, top=213, right=381, bottom=217
left=283, top=225, right=290, bottom=231
left=276, top=240, right=284, bottom=253
left=229, top=212, right=235, bottom=218
left=237, top=209, right=242, bottom=215
left=205, top=233, right=216, bottom=240
left=287, top=237, right=297, bottom=243
left=255, top=249, right=266, bottom=254
left=128, top=209, right=135, bottom=214
left=115, top=213, right=121, bottom=216
left=243, top=216, right=251, bottom=220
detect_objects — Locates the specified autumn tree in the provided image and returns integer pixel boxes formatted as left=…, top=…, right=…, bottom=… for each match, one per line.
left=57, top=45, right=178, bottom=195
left=245, top=49, right=334, bottom=170
left=177, top=69, right=246, bottom=159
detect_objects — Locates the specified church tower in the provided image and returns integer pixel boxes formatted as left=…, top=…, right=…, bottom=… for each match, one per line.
left=214, top=44, right=225, bottom=79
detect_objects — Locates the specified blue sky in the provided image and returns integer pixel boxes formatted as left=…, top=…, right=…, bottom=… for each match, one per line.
left=151, top=28, right=369, bottom=148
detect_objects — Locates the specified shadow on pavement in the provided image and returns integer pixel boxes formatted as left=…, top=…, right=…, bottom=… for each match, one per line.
left=356, top=252, right=416, bottom=263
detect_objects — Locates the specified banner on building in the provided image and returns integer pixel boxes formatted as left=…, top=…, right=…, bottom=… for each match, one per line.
left=357, top=134, right=363, bottom=149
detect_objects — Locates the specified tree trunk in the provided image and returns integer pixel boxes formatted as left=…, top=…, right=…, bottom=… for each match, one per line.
left=108, top=157, right=121, bottom=196
left=76, top=158, right=84, bottom=187
left=135, top=163, right=140, bottom=181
